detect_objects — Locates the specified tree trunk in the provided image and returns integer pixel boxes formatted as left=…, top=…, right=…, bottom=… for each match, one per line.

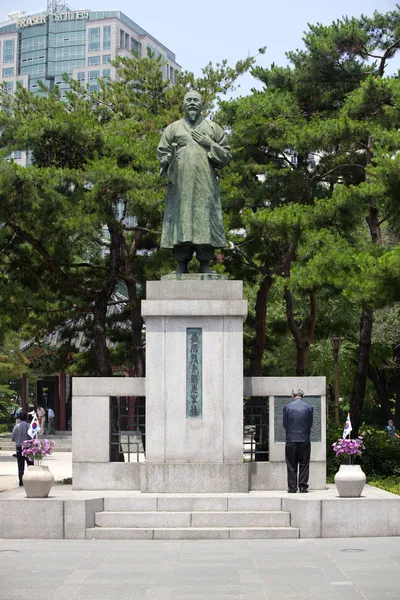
left=295, top=345, right=309, bottom=377
left=349, top=134, right=380, bottom=435
left=93, top=294, right=113, bottom=376
left=249, top=275, right=274, bottom=376
left=394, top=344, right=400, bottom=425
left=119, top=230, right=145, bottom=377
left=350, top=307, right=373, bottom=436
left=284, top=287, right=317, bottom=377
left=126, top=279, right=145, bottom=377
left=92, top=219, right=122, bottom=377
left=367, top=363, right=391, bottom=421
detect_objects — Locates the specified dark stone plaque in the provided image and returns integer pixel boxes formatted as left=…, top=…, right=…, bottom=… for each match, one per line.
left=186, top=328, right=202, bottom=418
left=274, top=396, right=322, bottom=442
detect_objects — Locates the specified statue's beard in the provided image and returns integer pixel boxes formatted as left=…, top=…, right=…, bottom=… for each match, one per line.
left=187, top=109, right=199, bottom=122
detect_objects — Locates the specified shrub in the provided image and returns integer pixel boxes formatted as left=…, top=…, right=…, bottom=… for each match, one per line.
left=359, top=426, right=400, bottom=477
left=368, top=476, right=400, bottom=496
left=327, top=422, right=400, bottom=479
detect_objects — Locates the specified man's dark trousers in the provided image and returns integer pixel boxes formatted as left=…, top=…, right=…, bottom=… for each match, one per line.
left=16, top=448, right=33, bottom=486
left=285, top=442, right=311, bottom=492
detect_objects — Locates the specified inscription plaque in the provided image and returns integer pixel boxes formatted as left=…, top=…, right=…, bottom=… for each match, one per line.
left=274, top=396, right=322, bottom=442
left=186, top=328, right=202, bottom=418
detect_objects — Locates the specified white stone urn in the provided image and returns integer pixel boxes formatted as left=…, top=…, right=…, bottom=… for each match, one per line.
left=23, top=465, right=54, bottom=498
left=334, top=464, right=366, bottom=497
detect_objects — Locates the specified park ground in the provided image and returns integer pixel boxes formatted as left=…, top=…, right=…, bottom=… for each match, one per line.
left=1, top=450, right=400, bottom=600
left=0, top=536, right=399, bottom=600
left=0, top=450, right=72, bottom=492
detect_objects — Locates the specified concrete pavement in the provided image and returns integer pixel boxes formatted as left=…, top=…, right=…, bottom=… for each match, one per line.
left=0, top=450, right=72, bottom=492
left=0, top=536, right=399, bottom=599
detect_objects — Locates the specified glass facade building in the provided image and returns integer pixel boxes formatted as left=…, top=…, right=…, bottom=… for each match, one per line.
left=0, top=8, right=179, bottom=101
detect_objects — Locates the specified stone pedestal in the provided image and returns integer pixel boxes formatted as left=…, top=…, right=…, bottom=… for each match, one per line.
left=141, top=279, right=247, bottom=492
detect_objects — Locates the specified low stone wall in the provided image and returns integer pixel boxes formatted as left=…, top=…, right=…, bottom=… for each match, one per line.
left=72, top=375, right=327, bottom=492
left=72, top=461, right=327, bottom=492
left=1, top=486, right=400, bottom=539
left=248, top=462, right=326, bottom=491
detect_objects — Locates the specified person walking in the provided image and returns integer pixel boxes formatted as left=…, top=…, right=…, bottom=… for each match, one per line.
left=11, top=412, right=34, bottom=487
left=36, top=404, right=46, bottom=435
left=283, top=388, right=313, bottom=494
left=47, top=407, right=56, bottom=435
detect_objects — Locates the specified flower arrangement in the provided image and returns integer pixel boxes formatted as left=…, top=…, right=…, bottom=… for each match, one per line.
left=21, top=438, right=55, bottom=465
left=332, top=437, right=365, bottom=464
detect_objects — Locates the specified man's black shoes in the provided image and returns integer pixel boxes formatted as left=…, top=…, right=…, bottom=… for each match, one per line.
left=287, top=490, right=297, bottom=493
left=299, top=488, right=308, bottom=493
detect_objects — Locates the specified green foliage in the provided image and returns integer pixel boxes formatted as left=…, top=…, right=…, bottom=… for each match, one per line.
left=368, top=476, right=400, bottom=496
left=0, top=333, right=28, bottom=424
left=0, top=52, right=257, bottom=376
left=327, top=422, right=400, bottom=480
left=360, top=425, right=400, bottom=477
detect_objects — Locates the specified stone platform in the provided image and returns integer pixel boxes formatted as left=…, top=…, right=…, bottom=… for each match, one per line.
left=1, top=485, right=400, bottom=540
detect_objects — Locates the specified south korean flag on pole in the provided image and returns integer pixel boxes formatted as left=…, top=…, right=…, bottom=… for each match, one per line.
left=343, top=412, right=352, bottom=439
left=28, top=412, right=40, bottom=438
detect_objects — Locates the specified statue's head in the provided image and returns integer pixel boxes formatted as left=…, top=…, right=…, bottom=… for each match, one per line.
left=182, top=90, right=203, bottom=123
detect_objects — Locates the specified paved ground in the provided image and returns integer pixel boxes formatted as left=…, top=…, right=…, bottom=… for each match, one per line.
left=2, top=452, right=399, bottom=599
left=0, top=450, right=72, bottom=492
left=0, top=537, right=399, bottom=599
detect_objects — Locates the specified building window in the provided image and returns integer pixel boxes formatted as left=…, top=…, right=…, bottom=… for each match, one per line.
left=13, top=151, right=22, bottom=160
left=88, top=70, right=100, bottom=81
left=88, top=56, right=100, bottom=66
left=119, top=29, right=125, bottom=48
left=131, top=38, right=140, bottom=55
left=3, top=40, right=15, bottom=64
left=2, top=67, right=14, bottom=78
left=170, top=67, right=175, bottom=83
left=103, top=25, right=111, bottom=50
left=102, top=54, right=111, bottom=64
left=88, top=27, right=100, bottom=52
left=89, top=84, right=99, bottom=93
left=77, top=72, right=85, bottom=82
left=102, top=68, right=111, bottom=78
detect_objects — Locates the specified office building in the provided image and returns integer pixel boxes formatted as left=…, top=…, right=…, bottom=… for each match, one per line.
left=0, top=7, right=179, bottom=98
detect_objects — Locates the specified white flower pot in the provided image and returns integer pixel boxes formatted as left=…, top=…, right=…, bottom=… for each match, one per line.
left=334, top=464, right=366, bottom=497
left=22, top=465, right=54, bottom=498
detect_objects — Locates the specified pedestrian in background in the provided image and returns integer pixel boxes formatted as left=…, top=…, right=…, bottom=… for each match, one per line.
left=283, top=388, right=313, bottom=494
left=11, top=412, right=34, bottom=486
left=48, top=407, right=56, bottom=435
left=386, top=419, right=400, bottom=439
left=36, top=404, right=46, bottom=435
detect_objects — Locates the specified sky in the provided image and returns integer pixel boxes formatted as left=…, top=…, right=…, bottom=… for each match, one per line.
left=1, top=0, right=399, bottom=97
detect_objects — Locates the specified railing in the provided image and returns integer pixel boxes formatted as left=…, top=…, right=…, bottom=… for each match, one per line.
left=110, top=396, right=145, bottom=462
left=243, top=396, right=269, bottom=462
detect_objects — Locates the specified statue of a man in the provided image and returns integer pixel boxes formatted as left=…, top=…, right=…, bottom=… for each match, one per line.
left=157, top=91, right=232, bottom=273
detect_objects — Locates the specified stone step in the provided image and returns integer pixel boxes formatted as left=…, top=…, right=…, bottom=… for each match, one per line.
left=0, top=441, right=72, bottom=452
left=103, top=495, right=282, bottom=512
left=94, top=510, right=291, bottom=528
left=86, top=526, right=300, bottom=540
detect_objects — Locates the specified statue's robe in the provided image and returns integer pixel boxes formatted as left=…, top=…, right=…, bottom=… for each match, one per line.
left=157, top=117, right=231, bottom=249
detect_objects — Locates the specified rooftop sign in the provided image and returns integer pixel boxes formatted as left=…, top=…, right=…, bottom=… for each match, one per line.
left=16, top=10, right=90, bottom=28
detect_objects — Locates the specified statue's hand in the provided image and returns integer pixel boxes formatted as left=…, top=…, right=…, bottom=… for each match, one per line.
left=192, top=130, right=212, bottom=149
left=161, top=152, right=173, bottom=166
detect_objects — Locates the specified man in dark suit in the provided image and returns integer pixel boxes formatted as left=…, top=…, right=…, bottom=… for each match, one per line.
left=283, top=388, right=313, bottom=493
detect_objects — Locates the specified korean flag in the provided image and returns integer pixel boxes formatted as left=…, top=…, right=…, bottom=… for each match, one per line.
left=28, top=413, right=40, bottom=438
left=342, top=412, right=352, bottom=440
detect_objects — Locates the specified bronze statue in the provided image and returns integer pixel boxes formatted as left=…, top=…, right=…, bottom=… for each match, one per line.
left=157, top=91, right=231, bottom=273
